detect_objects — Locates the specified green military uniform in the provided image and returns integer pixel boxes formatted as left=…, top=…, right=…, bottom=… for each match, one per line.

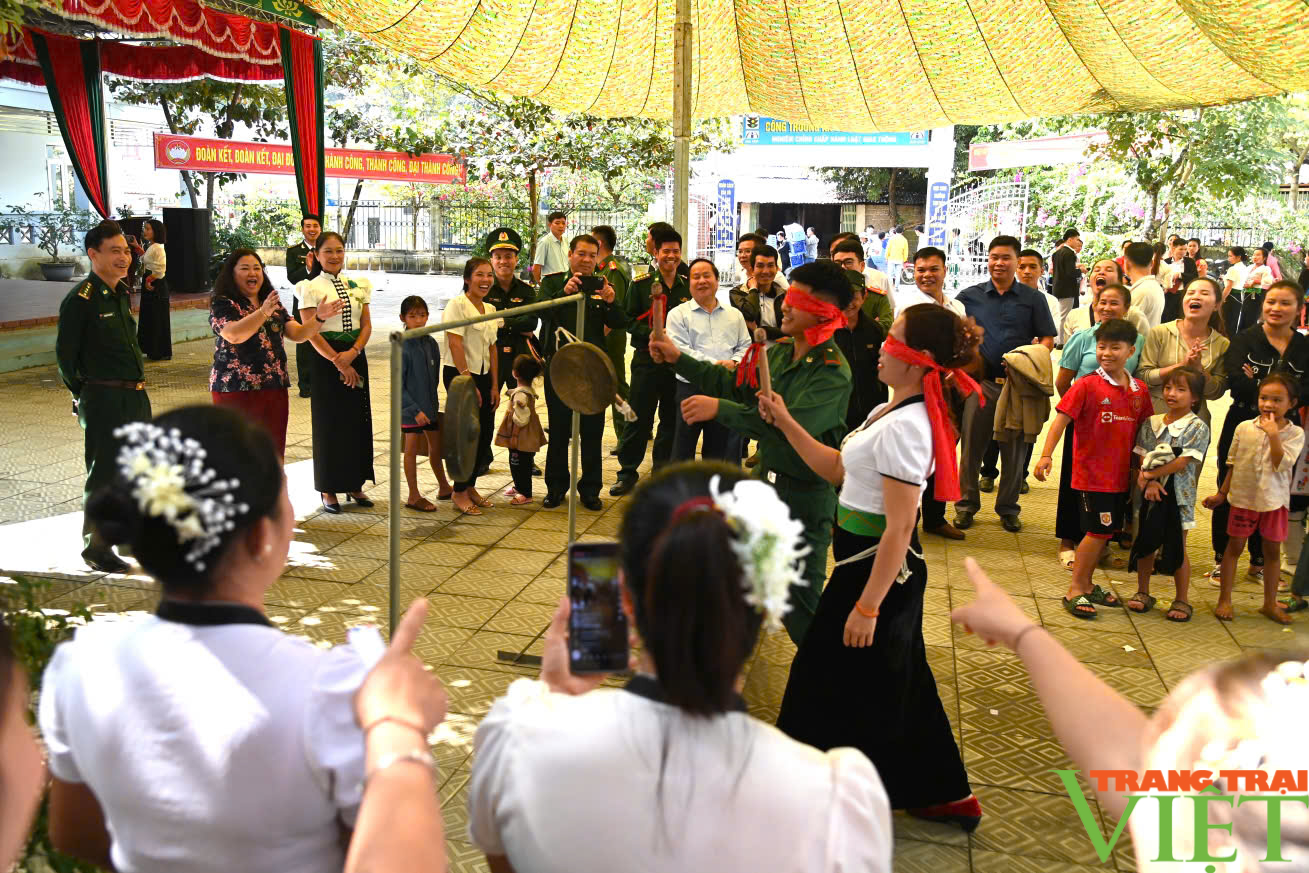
left=285, top=239, right=321, bottom=396
left=613, top=270, right=693, bottom=488
left=538, top=271, right=626, bottom=501
left=598, top=254, right=632, bottom=440
left=483, top=227, right=538, bottom=391
left=55, top=271, right=152, bottom=562
left=859, top=282, right=894, bottom=335
left=674, top=338, right=851, bottom=645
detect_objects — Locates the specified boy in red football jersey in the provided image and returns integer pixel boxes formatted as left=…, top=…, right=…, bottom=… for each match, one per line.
left=1034, top=318, right=1153, bottom=619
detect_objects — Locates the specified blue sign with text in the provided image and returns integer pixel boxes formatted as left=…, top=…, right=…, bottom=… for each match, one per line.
left=742, top=116, right=928, bottom=147
left=926, top=182, right=949, bottom=246
left=716, top=180, right=736, bottom=251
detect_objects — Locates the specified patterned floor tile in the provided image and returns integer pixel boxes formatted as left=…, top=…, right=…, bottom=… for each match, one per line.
left=483, top=599, right=555, bottom=636
left=440, top=666, right=522, bottom=718
left=436, top=571, right=535, bottom=600
left=284, top=554, right=386, bottom=583
left=970, top=848, right=1116, bottom=872
left=325, top=534, right=421, bottom=561
left=514, top=574, right=566, bottom=605
left=265, top=577, right=352, bottom=610
left=970, top=785, right=1115, bottom=866
left=892, top=837, right=971, bottom=871
left=961, top=728, right=1093, bottom=796
left=404, top=541, right=489, bottom=568
left=428, top=523, right=519, bottom=546
left=495, top=527, right=571, bottom=553
left=444, top=840, right=489, bottom=873
left=423, top=593, right=506, bottom=630
left=45, top=584, right=158, bottom=616
left=444, top=631, right=538, bottom=672
left=463, top=548, right=557, bottom=576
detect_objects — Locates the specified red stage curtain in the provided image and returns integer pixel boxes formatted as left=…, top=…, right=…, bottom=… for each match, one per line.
left=53, top=0, right=281, bottom=64
left=31, top=32, right=110, bottom=218
left=279, top=26, right=324, bottom=218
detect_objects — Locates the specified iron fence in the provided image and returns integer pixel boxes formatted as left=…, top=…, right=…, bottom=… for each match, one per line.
left=323, top=201, right=647, bottom=255
left=1170, top=225, right=1268, bottom=249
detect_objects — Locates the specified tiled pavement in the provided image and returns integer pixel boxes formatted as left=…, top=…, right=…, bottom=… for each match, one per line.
left=3, top=327, right=1309, bottom=873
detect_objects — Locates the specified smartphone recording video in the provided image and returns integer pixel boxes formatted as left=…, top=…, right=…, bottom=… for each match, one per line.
left=567, top=541, right=627, bottom=674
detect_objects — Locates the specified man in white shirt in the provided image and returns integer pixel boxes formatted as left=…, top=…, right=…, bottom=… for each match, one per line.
left=667, top=258, right=751, bottom=463
left=1123, top=241, right=1164, bottom=328
left=896, top=245, right=964, bottom=317
left=531, top=211, right=569, bottom=283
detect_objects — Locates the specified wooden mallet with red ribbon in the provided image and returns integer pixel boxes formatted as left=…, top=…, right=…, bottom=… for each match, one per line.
left=754, top=328, right=772, bottom=400
left=651, top=290, right=666, bottom=342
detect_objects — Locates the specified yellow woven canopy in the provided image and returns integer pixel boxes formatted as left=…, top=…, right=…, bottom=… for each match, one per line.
left=312, top=0, right=1309, bottom=129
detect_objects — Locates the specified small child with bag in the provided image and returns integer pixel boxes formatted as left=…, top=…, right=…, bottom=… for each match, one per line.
left=495, top=354, right=547, bottom=505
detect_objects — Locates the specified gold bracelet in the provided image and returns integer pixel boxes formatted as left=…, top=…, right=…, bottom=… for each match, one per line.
left=365, top=750, right=435, bottom=788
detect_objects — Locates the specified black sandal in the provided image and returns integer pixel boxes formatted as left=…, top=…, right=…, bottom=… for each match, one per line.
left=1281, top=597, right=1309, bottom=614
left=1165, top=600, right=1193, bottom=622
left=1087, top=584, right=1122, bottom=608
left=1126, top=591, right=1156, bottom=613
left=1063, top=595, right=1097, bottom=619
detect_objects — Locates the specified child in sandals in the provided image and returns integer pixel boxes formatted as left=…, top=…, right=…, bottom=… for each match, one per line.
left=1034, top=319, right=1153, bottom=620
left=495, top=354, right=547, bottom=505
left=400, top=295, right=453, bottom=510
left=1126, top=367, right=1210, bottom=622
left=1203, top=372, right=1305, bottom=624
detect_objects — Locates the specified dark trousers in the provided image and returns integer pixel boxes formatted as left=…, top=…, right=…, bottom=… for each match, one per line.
left=509, top=450, right=535, bottom=497
left=773, top=476, right=838, bottom=646
left=922, top=478, right=947, bottom=529
left=981, top=439, right=1033, bottom=480
left=80, top=384, right=152, bottom=550
left=605, top=329, right=629, bottom=442
left=1222, top=291, right=1264, bottom=338
left=616, top=353, right=677, bottom=482
left=1212, top=405, right=1262, bottom=563
left=544, top=368, right=604, bottom=500
left=442, top=367, right=494, bottom=492
left=671, top=381, right=741, bottom=463
left=292, top=297, right=312, bottom=395
left=957, top=379, right=1026, bottom=517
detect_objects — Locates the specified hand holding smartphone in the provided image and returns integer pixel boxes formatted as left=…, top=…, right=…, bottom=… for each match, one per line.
left=566, top=541, right=628, bottom=674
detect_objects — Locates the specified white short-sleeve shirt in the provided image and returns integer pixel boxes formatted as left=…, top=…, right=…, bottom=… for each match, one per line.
left=295, top=272, right=372, bottom=333
left=442, top=292, right=503, bottom=375
left=467, top=678, right=893, bottom=873
left=39, top=602, right=368, bottom=873
left=839, top=397, right=935, bottom=515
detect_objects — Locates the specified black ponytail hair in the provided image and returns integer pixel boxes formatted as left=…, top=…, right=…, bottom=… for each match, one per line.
left=85, top=406, right=284, bottom=595
left=619, top=461, right=764, bottom=717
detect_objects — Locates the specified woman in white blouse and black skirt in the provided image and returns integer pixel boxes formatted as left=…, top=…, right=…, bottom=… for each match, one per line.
left=136, top=218, right=170, bottom=360
left=759, top=303, right=982, bottom=831
left=442, top=257, right=501, bottom=515
left=297, top=232, right=375, bottom=514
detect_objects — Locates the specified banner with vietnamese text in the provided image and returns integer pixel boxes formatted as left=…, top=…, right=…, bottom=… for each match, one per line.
left=153, top=133, right=466, bottom=184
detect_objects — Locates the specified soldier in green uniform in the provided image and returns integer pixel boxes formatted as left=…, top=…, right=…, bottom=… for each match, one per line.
left=483, top=227, right=538, bottom=393
left=610, top=225, right=693, bottom=496
left=591, top=224, right=631, bottom=445
left=648, top=260, right=853, bottom=645
left=55, top=221, right=153, bottom=573
left=285, top=214, right=322, bottom=397
left=537, top=234, right=625, bottom=510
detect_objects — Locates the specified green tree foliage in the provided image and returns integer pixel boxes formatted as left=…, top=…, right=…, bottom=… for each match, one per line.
left=812, top=167, right=926, bottom=226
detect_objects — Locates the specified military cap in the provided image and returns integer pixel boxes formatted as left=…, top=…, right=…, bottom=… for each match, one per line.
left=486, top=227, right=522, bottom=253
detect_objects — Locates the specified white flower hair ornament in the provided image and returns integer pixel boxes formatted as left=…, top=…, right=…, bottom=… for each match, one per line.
left=708, top=474, right=809, bottom=632
left=113, top=422, right=249, bottom=572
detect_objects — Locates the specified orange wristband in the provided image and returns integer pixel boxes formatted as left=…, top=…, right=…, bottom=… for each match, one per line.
left=853, top=602, right=879, bottom=619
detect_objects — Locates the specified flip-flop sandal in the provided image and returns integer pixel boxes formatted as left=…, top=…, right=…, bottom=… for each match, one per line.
left=1063, top=595, right=1097, bottom=619
left=510, top=495, right=532, bottom=505
left=454, top=503, right=483, bottom=516
left=1058, top=549, right=1075, bottom=571
left=404, top=497, right=438, bottom=512
left=1214, top=604, right=1235, bottom=621
left=1087, top=584, right=1123, bottom=607
left=436, top=490, right=454, bottom=501
left=1282, top=597, right=1309, bottom=613
left=1165, top=600, right=1193, bottom=622
left=1126, top=591, right=1156, bottom=613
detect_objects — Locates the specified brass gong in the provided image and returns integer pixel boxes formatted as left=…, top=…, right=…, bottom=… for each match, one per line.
left=442, top=374, right=481, bottom=482
left=550, top=341, right=618, bottom=416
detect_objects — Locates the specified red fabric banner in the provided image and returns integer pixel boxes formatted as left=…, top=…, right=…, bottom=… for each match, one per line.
left=153, top=133, right=467, bottom=184
left=52, top=0, right=281, bottom=64
left=1, top=38, right=283, bottom=84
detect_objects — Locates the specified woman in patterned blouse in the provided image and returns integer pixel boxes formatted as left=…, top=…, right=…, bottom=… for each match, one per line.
left=210, top=248, right=341, bottom=456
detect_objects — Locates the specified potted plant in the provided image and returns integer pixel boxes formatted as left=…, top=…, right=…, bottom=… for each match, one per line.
left=6, top=199, right=95, bottom=282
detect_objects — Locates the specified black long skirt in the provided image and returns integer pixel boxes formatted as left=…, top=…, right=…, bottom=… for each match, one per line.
left=310, top=339, right=374, bottom=493
left=1055, top=431, right=1084, bottom=543
left=776, top=525, right=971, bottom=808
left=137, top=281, right=171, bottom=360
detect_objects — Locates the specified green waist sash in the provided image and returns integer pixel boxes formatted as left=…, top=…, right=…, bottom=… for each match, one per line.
left=321, top=329, right=362, bottom=346
left=837, top=504, right=886, bottom=537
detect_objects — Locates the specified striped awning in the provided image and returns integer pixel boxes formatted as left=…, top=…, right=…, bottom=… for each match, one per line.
left=306, top=0, right=1309, bottom=129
